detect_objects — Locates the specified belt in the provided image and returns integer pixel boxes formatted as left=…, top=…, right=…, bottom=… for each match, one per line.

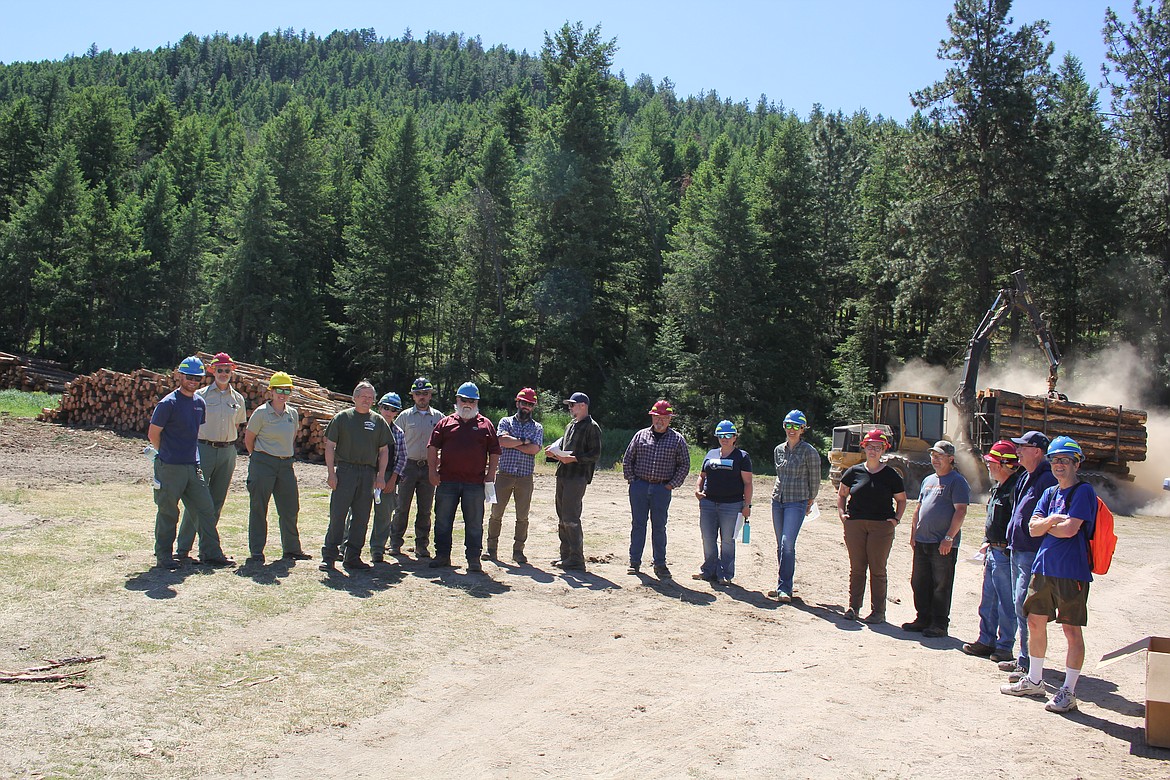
left=410, top=459, right=429, bottom=467
left=199, top=439, right=234, bottom=448
left=256, top=450, right=293, bottom=461
left=988, top=542, right=1009, bottom=549
left=338, top=461, right=376, bottom=469
left=641, top=478, right=670, bottom=485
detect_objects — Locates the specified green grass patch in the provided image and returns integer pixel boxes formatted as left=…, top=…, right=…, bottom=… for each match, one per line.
left=0, top=389, right=58, bottom=418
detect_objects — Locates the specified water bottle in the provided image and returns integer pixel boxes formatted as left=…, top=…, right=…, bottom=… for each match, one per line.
left=374, top=488, right=382, bottom=505
left=742, top=518, right=751, bottom=544
left=143, top=445, right=158, bottom=463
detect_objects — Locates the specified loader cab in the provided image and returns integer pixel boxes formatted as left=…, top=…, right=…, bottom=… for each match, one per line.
left=875, top=392, right=948, bottom=453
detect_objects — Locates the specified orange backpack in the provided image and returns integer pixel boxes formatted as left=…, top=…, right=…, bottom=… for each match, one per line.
left=1071, top=482, right=1117, bottom=576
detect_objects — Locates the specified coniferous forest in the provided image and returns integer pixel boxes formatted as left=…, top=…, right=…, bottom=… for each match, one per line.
left=1, top=0, right=1167, bottom=451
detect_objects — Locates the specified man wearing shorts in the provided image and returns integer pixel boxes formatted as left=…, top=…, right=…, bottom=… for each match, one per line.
left=1000, top=436, right=1097, bottom=714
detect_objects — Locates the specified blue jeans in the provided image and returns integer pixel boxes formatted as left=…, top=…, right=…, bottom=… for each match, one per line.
left=433, top=481, right=485, bottom=561
left=976, top=547, right=1016, bottom=652
left=699, top=499, right=740, bottom=580
left=1011, top=550, right=1037, bottom=668
left=629, top=480, right=672, bottom=567
left=772, top=500, right=806, bottom=593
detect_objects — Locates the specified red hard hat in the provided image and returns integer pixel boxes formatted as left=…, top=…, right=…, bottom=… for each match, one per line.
left=648, top=400, right=674, bottom=417
left=515, top=387, right=537, bottom=404
left=208, top=352, right=235, bottom=368
left=983, top=439, right=1019, bottom=465
left=861, top=429, right=892, bottom=449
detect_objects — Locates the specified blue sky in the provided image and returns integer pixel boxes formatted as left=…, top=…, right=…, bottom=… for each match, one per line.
left=0, top=1, right=1135, bottom=121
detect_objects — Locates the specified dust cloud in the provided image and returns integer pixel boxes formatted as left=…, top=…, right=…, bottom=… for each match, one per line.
left=880, top=344, right=1169, bottom=515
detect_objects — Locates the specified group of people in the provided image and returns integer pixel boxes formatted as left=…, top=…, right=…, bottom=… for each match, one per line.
left=148, top=358, right=1100, bottom=713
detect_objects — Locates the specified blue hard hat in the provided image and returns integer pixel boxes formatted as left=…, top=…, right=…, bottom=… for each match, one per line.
left=411, top=377, right=433, bottom=393
left=379, top=392, right=402, bottom=410
left=714, top=419, right=738, bottom=437
left=177, top=356, right=205, bottom=376
left=784, top=409, right=807, bottom=427
left=1047, top=435, right=1083, bottom=462
left=456, top=381, right=480, bottom=400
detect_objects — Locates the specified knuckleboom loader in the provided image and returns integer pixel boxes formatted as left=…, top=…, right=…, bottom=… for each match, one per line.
left=829, top=270, right=1148, bottom=500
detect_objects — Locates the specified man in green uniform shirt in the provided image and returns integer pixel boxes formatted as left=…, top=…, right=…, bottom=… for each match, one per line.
left=320, top=381, right=393, bottom=571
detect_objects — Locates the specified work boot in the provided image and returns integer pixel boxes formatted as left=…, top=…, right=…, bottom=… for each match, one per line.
left=512, top=549, right=528, bottom=565
left=653, top=565, right=672, bottom=580
left=428, top=556, right=453, bottom=569
left=415, top=546, right=432, bottom=559
left=481, top=547, right=497, bottom=561
left=466, top=559, right=484, bottom=573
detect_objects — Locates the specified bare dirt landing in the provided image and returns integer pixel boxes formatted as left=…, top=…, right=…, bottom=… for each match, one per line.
left=1, top=418, right=1168, bottom=779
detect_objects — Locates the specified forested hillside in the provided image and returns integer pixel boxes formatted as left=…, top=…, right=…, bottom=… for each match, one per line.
left=1, top=0, right=1167, bottom=449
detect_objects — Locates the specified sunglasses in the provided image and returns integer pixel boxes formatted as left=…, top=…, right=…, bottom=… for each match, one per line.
left=273, top=388, right=292, bottom=395
left=518, top=401, right=535, bottom=409
left=716, top=433, right=736, bottom=439
left=783, top=423, right=803, bottom=430
left=379, top=404, right=399, bottom=411
left=180, top=374, right=202, bottom=381
left=1050, top=456, right=1076, bottom=465
left=214, top=367, right=232, bottom=374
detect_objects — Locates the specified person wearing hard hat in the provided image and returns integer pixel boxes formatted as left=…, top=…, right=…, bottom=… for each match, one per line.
left=147, top=356, right=235, bottom=569
left=622, top=400, right=691, bottom=580
left=175, top=352, right=247, bottom=563
left=320, top=381, right=394, bottom=571
left=366, top=392, right=407, bottom=563
left=242, top=372, right=310, bottom=564
left=961, top=440, right=1021, bottom=661
left=426, top=382, right=500, bottom=572
left=484, top=387, right=544, bottom=565
left=390, top=377, right=443, bottom=558
left=694, top=420, right=753, bottom=586
left=769, top=409, right=821, bottom=603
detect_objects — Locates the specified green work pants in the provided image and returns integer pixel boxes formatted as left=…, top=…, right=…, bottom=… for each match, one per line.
left=154, top=460, right=225, bottom=565
left=486, top=471, right=533, bottom=554
left=322, top=463, right=376, bottom=564
left=177, top=442, right=236, bottom=556
left=364, top=489, right=399, bottom=558
left=247, top=451, right=303, bottom=558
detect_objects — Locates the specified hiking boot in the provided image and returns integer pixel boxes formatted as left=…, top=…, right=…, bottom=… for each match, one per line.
left=283, top=551, right=312, bottom=561
left=961, top=642, right=994, bottom=657
left=1045, top=686, right=1078, bottom=713
left=626, top=564, right=640, bottom=575
left=923, top=626, right=948, bottom=638
left=693, top=572, right=715, bottom=582
left=842, top=608, right=858, bottom=620
left=415, top=547, right=432, bottom=559
left=466, top=559, right=484, bottom=573
left=371, top=554, right=385, bottom=564
left=318, top=560, right=336, bottom=572
left=862, top=612, right=885, bottom=624
left=653, top=565, right=672, bottom=580
left=245, top=555, right=265, bottom=565
left=989, top=650, right=1014, bottom=663
left=174, top=553, right=197, bottom=566
left=481, top=548, right=497, bottom=561
left=512, top=551, right=528, bottom=565
left=343, top=559, right=372, bottom=571
left=202, top=557, right=237, bottom=569
left=1001, top=676, right=1046, bottom=697
left=154, top=557, right=180, bottom=570
left=901, top=621, right=928, bottom=632
left=428, top=556, right=452, bottom=569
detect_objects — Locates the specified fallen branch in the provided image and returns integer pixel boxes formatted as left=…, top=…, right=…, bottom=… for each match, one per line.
left=218, top=674, right=279, bottom=688
left=0, top=669, right=87, bottom=683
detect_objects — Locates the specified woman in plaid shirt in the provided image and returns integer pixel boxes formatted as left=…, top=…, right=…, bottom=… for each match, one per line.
left=769, top=410, right=822, bottom=603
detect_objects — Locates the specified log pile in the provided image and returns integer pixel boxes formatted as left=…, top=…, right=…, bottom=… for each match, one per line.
left=37, top=355, right=352, bottom=462
left=979, top=388, right=1147, bottom=464
left=0, top=352, right=78, bottom=394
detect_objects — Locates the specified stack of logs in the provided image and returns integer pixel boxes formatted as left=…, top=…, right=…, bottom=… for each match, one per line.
left=980, top=388, right=1147, bottom=465
left=37, top=354, right=352, bottom=462
left=0, top=352, right=78, bottom=394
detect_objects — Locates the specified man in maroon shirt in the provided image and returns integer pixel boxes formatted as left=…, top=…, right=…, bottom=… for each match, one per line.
left=427, top=382, right=500, bottom=572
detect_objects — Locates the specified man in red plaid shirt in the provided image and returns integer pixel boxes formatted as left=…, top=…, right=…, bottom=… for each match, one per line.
left=623, top=400, right=691, bottom=580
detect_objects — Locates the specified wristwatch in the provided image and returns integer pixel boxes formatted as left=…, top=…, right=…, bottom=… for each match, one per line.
left=943, top=535, right=954, bottom=542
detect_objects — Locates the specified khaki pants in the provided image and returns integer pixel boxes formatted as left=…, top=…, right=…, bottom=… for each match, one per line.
left=177, top=441, right=236, bottom=555
left=154, top=460, right=225, bottom=565
left=247, top=451, right=303, bottom=558
left=843, top=519, right=896, bottom=616
left=486, top=471, right=533, bottom=554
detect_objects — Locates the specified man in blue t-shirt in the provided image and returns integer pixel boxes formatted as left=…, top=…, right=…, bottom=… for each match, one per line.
left=1001, top=436, right=1096, bottom=714
left=904, top=441, right=970, bottom=637
left=147, top=356, right=234, bottom=570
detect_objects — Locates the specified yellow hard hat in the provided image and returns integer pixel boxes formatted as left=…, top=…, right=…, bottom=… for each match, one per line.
left=268, top=371, right=294, bottom=389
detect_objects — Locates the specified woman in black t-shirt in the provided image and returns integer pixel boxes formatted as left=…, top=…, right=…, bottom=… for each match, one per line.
left=837, top=429, right=907, bottom=623
left=693, top=420, right=753, bottom=586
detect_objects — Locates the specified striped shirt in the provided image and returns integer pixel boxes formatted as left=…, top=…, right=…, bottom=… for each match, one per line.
left=497, top=414, right=544, bottom=477
left=622, top=427, right=691, bottom=488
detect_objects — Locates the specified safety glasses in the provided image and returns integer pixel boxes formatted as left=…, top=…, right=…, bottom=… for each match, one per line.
left=273, top=388, right=293, bottom=395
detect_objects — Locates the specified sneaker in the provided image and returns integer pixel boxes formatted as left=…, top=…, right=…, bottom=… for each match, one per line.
left=692, top=573, right=715, bottom=581
left=901, top=621, right=928, bottom=632
left=466, top=559, right=483, bottom=573
left=1045, top=686, right=1078, bottom=713
left=1001, top=676, right=1046, bottom=697
left=961, top=642, right=994, bottom=657
left=999, top=659, right=1024, bottom=673
left=653, top=565, right=672, bottom=580
left=1008, top=668, right=1027, bottom=683
left=717, top=578, right=732, bottom=586
left=627, top=564, right=640, bottom=575
left=776, top=591, right=792, bottom=603
left=989, top=650, right=1014, bottom=663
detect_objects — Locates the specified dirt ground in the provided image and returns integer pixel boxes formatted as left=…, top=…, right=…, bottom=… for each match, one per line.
left=1, top=416, right=1168, bottom=779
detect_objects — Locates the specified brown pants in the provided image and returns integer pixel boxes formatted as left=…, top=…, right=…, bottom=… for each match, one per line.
left=486, top=471, right=533, bottom=553
left=843, top=519, right=897, bottom=616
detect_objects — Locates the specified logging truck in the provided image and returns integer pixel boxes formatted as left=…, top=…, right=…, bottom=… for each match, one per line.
left=829, top=270, right=1148, bottom=499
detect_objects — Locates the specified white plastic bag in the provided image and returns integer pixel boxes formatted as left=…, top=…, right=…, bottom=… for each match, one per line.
left=804, top=502, right=821, bottom=525
left=484, top=482, right=497, bottom=504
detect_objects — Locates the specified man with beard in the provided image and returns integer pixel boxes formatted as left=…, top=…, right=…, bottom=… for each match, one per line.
left=427, top=382, right=500, bottom=572
left=483, top=387, right=543, bottom=565
left=390, top=377, right=443, bottom=558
